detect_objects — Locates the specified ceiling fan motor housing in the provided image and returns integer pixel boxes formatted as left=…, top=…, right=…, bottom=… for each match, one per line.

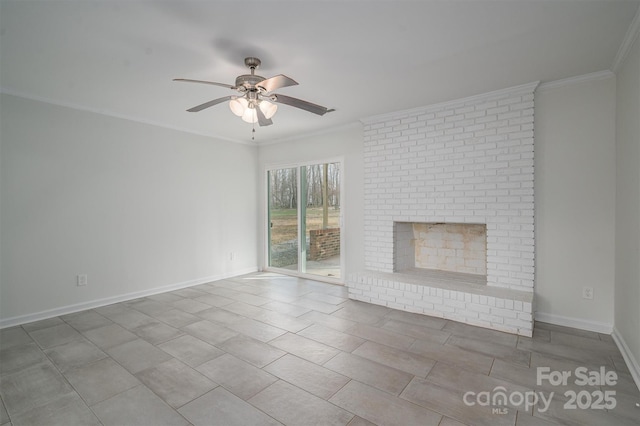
left=235, top=74, right=266, bottom=93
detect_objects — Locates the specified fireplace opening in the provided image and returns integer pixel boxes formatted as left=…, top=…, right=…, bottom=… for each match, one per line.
left=394, top=222, right=487, bottom=277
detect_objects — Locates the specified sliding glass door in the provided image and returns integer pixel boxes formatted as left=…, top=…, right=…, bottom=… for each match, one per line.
left=267, top=161, right=342, bottom=281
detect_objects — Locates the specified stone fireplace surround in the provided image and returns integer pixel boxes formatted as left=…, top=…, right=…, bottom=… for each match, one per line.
left=348, top=82, right=538, bottom=336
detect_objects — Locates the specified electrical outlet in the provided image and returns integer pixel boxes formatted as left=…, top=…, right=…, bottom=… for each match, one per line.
left=582, top=287, right=593, bottom=300
left=229, top=252, right=235, bottom=261
left=77, top=274, right=88, bottom=287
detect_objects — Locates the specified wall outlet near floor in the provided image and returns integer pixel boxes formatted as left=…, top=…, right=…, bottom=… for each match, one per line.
left=582, top=286, right=594, bottom=300
left=229, top=252, right=235, bottom=261
left=77, top=274, right=88, bottom=286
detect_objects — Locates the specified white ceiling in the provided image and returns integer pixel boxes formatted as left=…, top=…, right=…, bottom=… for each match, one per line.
left=1, top=0, right=638, bottom=144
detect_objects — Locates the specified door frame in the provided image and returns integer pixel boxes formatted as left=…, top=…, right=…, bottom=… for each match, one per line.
left=264, top=157, right=345, bottom=285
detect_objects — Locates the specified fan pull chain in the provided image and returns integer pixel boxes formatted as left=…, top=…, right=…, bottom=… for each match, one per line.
left=252, top=121, right=256, bottom=140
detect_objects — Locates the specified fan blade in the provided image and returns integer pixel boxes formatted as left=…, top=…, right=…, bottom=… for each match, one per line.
left=256, top=75, right=298, bottom=93
left=271, top=94, right=332, bottom=116
left=186, top=96, right=234, bottom=112
left=173, top=78, right=235, bottom=90
left=255, top=104, right=273, bottom=127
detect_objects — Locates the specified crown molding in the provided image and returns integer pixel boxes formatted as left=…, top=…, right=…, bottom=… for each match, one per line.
left=0, top=88, right=256, bottom=146
left=536, top=70, right=615, bottom=92
left=360, top=81, right=540, bottom=125
left=612, top=4, right=640, bottom=73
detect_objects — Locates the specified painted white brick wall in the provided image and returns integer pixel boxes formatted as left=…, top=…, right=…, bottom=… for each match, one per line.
left=362, top=83, right=537, bottom=292
left=350, top=82, right=538, bottom=336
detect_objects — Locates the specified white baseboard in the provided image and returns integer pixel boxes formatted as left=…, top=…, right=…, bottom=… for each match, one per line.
left=534, top=311, right=613, bottom=334
left=612, top=327, right=640, bottom=393
left=0, top=267, right=258, bottom=329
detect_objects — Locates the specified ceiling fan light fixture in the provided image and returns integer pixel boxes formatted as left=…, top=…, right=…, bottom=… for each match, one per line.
left=241, top=106, right=258, bottom=124
left=259, top=100, right=278, bottom=119
left=229, top=97, right=248, bottom=116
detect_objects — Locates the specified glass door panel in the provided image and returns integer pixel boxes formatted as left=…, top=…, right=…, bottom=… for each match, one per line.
left=267, top=168, right=299, bottom=271
left=302, top=162, right=341, bottom=279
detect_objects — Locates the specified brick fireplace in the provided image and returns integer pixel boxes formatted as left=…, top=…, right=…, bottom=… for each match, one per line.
left=348, top=82, right=538, bottom=336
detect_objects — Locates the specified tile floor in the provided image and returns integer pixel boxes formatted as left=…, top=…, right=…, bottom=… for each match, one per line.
left=1, top=272, right=639, bottom=426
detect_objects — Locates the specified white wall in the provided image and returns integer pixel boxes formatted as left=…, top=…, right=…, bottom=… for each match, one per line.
left=534, top=76, right=617, bottom=331
left=615, top=32, right=640, bottom=382
left=257, top=124, right=364, bottom=277
left=0, top=94, right=258, bottom=325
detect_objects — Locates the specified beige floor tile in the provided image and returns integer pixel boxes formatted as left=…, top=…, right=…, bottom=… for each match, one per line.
left=264, top=354, right=349, bottom=399
left=548, top=331, right=620, bottom=355
left=533, top=391, right=637, bottom=426
left=0, top=397, right=8, bottom=425
left=427, top=362, right=534, bottom=413
left=261, top=300, right=312, bottom=317
left=125, top=299, right=170, bottom=316
left=63, top=357, right=139, bottom=406
left=323, top=351, right=413, bottom=395
left=330, top=380, right=442, bottom=426
left=106, top=309, right=157, bottom=330
left=607, top=390, right=640, bottom=424
left=170, top=298, right=211, bottom=313
left=61, top=310, right=113, bottom=333
left=226, top=317, right=288, bottom=342
left=218, top=335, right=285, bottom=367
left=43, top=339, right=107, bottom=372
left=293, top=297, right=344, bottom=314
left=135, top=358, right=216, bottom=409
left=147, top=293, right=183, bottom=304
left=196, top=307, right=243, bottom=324
left=346, top=323, right=415, bottom=350
left=269, top=332, right=340, bottom=364
left=298, top=323, right=366, bottom=352
left=158, top=334, right=224, bottom=368
left=20, top=318, right=64, bottom=333
left=353, top=340, right=435, bottom=377
left=534, top=322, right=601, bottom=340
left=447, top=335, right=531, bottom=366
left=305, top=291, right=348, bottom=305
left=28, top=324, right=84, bottom=350
left=400, top=377, right=517, bottom=426
left=91, top=385, right=189, bottom=426
left=409, top=338, right=495, bottom=375
left=382, top=318, right=451, bottom=344
left=253, top=309, right=313, bottom=333
left=179, top=387, right=282, bottom=426
left=106, top=339, right=172, bottom=374
left=193, top=293, right=236, bottom=307
left=298, top=310, right=357, bottom=331
left=347, top=415, right=377, bottom=426
left=0, top=342, right=48, bottom=376
left=249, top=380, right=354, bottom=426
left=211, top=288, right=271, bottom=306
left=170, top=287, right=208, bottom=299
left=196, top=353, right=277, bottom=400
left=10, top=392, right=101, bottom=426
left=0, top=327, right=33, bottom=351
left=147, top=308, right=200, bottom=328
left=332, top=305, right=387, bottom=324
left=439, top=416, right=471, bottom=426
left=443, top=320, right=518, bottom=347
left=81, top=323, right=138, bottom=349
left=518, top=338, right=614, bottom=367
left=515, top=412, right=562, bottom=425
left=130, top=321, right=183, bottom=345
left=180, top=320, right=238, bottom=346
left=0, top=362, right=75, bottom=418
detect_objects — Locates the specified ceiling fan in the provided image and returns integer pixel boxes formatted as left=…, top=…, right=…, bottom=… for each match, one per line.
left=174, top=57, right=334, bottom=128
